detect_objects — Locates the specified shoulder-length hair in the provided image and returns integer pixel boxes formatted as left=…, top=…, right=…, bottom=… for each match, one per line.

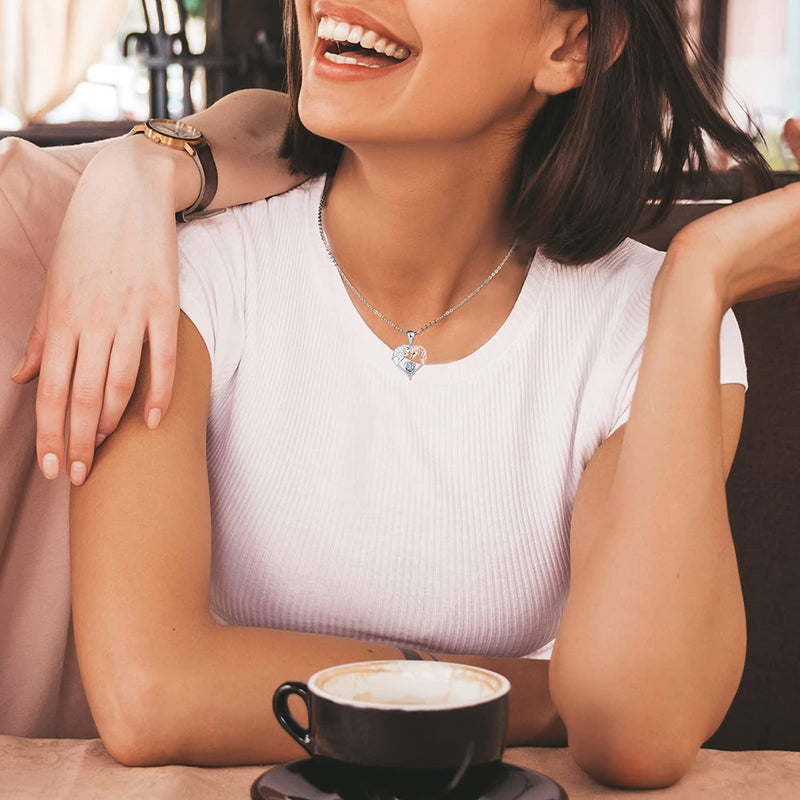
left=279, top=0, right=770, bottom=265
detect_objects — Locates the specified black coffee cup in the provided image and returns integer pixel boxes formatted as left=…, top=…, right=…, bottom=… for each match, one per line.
left=272, top=660, right=510, bottom=770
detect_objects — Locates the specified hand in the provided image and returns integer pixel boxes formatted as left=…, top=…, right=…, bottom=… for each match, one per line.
left=664, top=178, right=800, bottom=309
left=11, top=137, right=187, bottom=485
left=656, top=117, right=800, bottom=309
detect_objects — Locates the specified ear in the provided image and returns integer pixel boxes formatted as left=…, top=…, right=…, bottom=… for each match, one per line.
left=533, top=11, right=589, bottom=96
left=533, top=10, right=629, bottom=96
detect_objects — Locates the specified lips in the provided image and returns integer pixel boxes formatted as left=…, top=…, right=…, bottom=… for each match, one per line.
left=312, top=5, right=417, bottom=72
left=318, top=17, right=411, bottom=67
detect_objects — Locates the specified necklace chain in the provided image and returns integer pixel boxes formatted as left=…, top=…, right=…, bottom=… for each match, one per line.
left=317, top=192, right=519, bottom=341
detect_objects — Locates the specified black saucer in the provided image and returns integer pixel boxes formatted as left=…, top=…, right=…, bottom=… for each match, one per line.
left=251, top=757, right=568, bottom=800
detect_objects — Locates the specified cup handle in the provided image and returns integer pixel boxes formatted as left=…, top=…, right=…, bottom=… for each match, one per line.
left=273, top=681, right=313, bottom=756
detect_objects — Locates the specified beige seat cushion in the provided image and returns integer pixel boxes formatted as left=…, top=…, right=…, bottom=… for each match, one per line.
left=0, top=136, right=102, bottom=737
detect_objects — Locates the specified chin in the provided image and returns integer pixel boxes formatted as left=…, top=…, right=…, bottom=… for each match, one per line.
left=298, top=96, right=346, bottom=143
left=299, top=60, right=431, bottom=145
left=297, top=89, right=378, bottom=148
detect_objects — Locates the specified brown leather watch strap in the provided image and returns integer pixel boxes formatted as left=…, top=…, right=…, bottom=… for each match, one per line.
left=178, top=139, right=220, bottom=222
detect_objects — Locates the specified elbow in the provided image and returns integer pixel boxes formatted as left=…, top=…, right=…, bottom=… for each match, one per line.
left=90, top=668, right=188, bottom=767
left=567, top=722, right=700, bottom=789
left=550, top=649, right=728, bottom=788
left=551, top=668, right=701, bottom=788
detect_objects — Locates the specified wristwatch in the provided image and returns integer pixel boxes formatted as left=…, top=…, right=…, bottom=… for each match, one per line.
left=129, top=119, right=223, bottom=222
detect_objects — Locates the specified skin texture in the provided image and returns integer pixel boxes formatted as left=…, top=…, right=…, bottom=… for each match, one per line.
left=11, top=90, right=298, bottom=486
left=66, top=0, right=800, bottom=788
left=298, top=0, right=582, bottom=338
left=553, top=182, right=800, bottom=786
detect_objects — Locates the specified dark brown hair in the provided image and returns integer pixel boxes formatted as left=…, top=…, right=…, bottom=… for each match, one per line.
left=279, top=0, right=770, bottom=264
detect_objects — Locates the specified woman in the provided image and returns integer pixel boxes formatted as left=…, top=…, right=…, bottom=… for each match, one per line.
left=7, top=0, right=800, bottom=789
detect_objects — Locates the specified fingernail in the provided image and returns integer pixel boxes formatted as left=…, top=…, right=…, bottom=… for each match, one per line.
left=42, top=453, right=60, bottom=480
left=70, top=461, right=87, bottom=487
left=95, top=433, right=107, bottom=447
left=147, top=408, right=162, bottom=430
left=10, top=357, right=25, bottom=379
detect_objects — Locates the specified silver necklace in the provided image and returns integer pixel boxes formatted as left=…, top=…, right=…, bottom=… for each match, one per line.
left=317, top=193, right=519, bottom=379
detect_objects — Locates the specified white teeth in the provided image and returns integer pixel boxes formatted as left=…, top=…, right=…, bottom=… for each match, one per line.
left=360, top=30, right=378, bottom=49
left=318, top=18, right=336, bottom=38
left=323, top=51, right=380, bottom=69
left=317, top=16, right=411, bottom=61
left=324, top=52, right=357, bottom=65
left=333, top=21, right=351, bottom=41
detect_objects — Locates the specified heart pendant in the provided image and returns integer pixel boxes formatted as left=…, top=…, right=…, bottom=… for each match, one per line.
left=392, top=343, right=427, bottom=380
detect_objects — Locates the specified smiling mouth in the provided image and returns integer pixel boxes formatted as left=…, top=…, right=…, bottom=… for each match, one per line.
left=317, top=16, right=413, bottom=69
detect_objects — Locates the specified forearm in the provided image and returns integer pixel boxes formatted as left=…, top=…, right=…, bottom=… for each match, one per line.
left=182, top=89, right=299, bottom=210
left=122, top=623, right=399, bottom=766
left=436, top=651, right=565, bottom=748
left=552, top=262, right=745, bottom=749
left=83, top=89, right=297, bottom=215
left=104, top=622, right=562, bottom=766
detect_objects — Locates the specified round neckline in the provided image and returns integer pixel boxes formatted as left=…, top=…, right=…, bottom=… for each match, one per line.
left=304, top=177, right=552, bottom=388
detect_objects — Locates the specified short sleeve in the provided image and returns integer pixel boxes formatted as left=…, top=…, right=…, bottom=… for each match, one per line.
left=177, top=211, right=248, bottom=392
left=522, top=638, right=556, bottom=660
left=608, top=305, right=748, bottom=439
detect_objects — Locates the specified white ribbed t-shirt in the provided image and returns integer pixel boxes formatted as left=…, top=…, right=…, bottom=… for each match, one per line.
left=177, top=177, right=747, bottom=661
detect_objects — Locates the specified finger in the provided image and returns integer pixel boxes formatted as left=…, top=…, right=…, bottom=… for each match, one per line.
left=142, top=308, right=179, bottom=430
left=95, top=324, right=146, bottom=444
left=11, top=288, right=49, bottom=384
left=66, top=333, right=114, bottom=486
left=784, top=118, right=800, bottom=161
left=35, top=326, right=78, bottom=480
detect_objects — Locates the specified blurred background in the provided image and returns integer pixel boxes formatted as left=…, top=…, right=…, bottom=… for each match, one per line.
left=0, top=0, right=797, bottom=168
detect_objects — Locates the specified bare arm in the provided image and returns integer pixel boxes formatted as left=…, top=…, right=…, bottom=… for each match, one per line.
left=551, top=294, right=745, bottom=789
left=180, top=88, right=300, bottom=211
left=15, top=90, right=301, bottom=488
left=70, top=313, right=563, bottom=768
left=551, top=181, right=800, bottom=789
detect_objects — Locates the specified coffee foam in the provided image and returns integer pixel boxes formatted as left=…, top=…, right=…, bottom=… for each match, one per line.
left=312, top=661, right=509, bottom=710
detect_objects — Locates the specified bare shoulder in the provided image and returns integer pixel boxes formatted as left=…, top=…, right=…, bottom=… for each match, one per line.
left=71, top=313, right=211, bottom=491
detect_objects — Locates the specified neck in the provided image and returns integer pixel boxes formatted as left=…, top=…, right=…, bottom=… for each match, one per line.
left=322, top=136, right=526, bottom=330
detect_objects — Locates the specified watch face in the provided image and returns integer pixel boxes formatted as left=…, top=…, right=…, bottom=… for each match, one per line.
left=148, top=119, right=201, bottom=141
